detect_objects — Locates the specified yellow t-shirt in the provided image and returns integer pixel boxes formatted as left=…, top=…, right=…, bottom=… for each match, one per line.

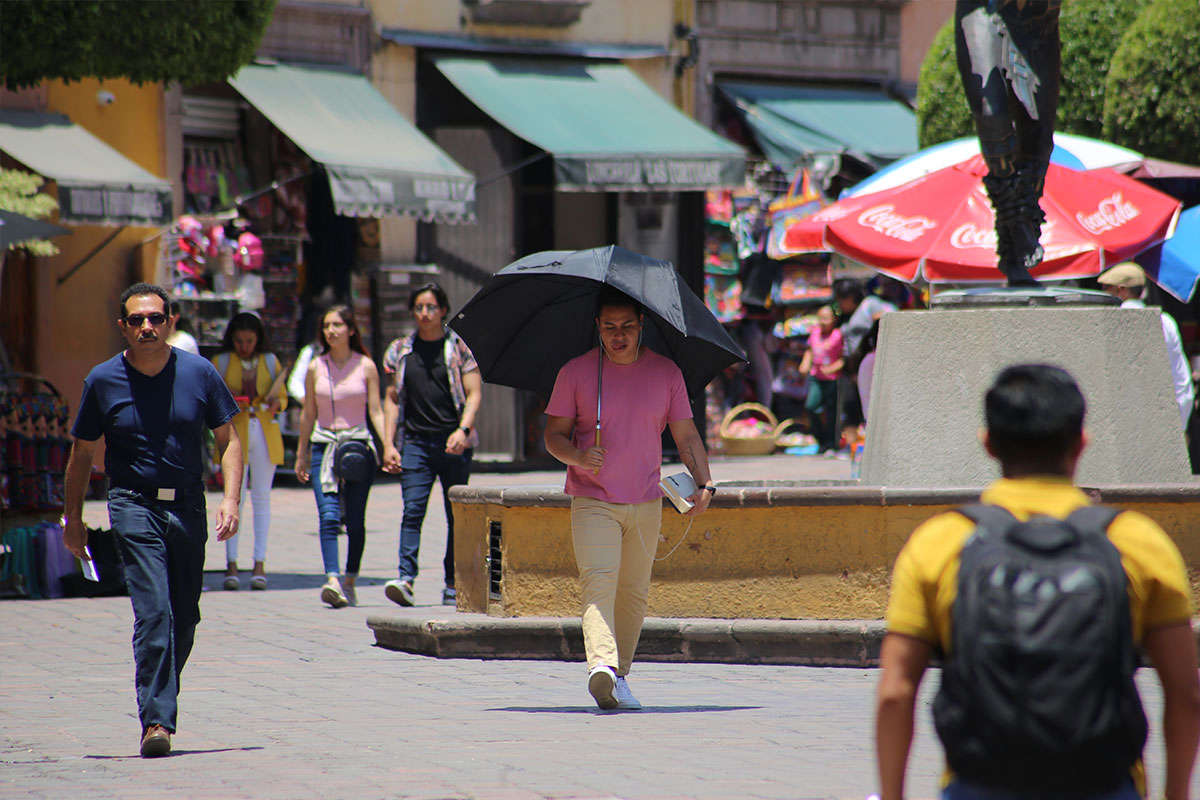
left=885, top=476, right=1194, bottom=795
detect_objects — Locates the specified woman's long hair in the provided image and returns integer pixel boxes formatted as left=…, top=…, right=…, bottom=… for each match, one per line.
left=218, top=312, right=270, bottom=355
left=318, top=304, right=367, bottom=356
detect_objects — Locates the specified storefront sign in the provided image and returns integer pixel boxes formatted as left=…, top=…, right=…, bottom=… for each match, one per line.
left=558, top=155, right=744, bottom=191
left=328, top=167, right=476, bottom=223
left=59, top=185, right=172, bottom=226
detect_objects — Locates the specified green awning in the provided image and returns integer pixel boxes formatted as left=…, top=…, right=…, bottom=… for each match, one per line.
left=433, top=56, right=745, bottom=191
left=717, top=81, right=918, bottom=169
left=229, top=63, right=475, bottom=222
left=0, top=110, right=172, bottom=226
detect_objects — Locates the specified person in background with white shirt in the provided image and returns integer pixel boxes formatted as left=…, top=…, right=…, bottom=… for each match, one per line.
left=167, top=301, right=201, bottom=356
left=1097, top=262, right=1194, bottom=428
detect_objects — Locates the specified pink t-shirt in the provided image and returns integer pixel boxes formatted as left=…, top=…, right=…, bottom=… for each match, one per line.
left=313, top=352, right=371, bottom=430
left=545, top=348, right=692, bottom=504
left=808, top=327, right=844, bottom=381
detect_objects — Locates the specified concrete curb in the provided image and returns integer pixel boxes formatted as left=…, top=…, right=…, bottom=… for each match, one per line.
left=366, top=614, right=886, bottom=667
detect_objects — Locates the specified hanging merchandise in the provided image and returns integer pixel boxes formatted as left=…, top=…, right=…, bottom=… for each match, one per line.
left=772, top=309, right=818, bottom=340
left=767, top=168, right=827, bottom=260
left=704, top=274, right=743, bottom=324
left=0, top=375, right=68, bottom=514
left=775, top=258, right=833, bottom=304
left=234, top=232, right=264, bottom=270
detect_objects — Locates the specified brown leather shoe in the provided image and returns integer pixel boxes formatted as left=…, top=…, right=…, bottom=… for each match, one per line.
left=140, top=724, right=171, bottom=757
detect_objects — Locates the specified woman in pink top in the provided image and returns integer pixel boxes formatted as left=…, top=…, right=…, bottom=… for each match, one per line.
left=294, top=305, right=395, bottom=608
left=799, top=305, right=845, bottom=454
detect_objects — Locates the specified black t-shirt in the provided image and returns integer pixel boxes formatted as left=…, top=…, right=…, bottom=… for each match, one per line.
left=403, top=337, right=458, bottom=436
left=71, top=349, right=239, bottom=488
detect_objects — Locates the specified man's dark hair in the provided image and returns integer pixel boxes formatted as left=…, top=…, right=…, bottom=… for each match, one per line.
left=409, top=282, right=449, bottom=312
left=985, top=364, right=1085, bottom=470
left=594, top=285, right=642, bottom=318
left=219, top=312, right=270, bottom=355
left=120, top=283, right=170, bottom=318
left=832, top=278, right=864, bottom=304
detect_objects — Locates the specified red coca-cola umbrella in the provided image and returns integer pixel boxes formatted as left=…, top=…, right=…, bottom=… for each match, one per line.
left=779, top=155, right=1181, bottom=283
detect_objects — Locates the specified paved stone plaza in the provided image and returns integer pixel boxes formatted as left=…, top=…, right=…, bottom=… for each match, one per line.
left=0, top=455, right=1185, bottom=799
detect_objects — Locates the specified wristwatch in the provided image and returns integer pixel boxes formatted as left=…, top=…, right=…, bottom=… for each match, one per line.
left=702, top=483, right=717, bottom=496
left=459, top=425, right=472, bottom=436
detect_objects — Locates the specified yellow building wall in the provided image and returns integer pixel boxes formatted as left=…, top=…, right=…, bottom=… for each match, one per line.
left=900, top=0, right=954, bottom=86
left=33, top=78, right=168, bottom=412
left=368, top=0, right=674, bottom=43
left=371, top=44, right=420, bottom=263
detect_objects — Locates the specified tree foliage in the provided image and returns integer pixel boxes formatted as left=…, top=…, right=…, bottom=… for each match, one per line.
left=0, top=0, right=276, bottom=90
left=1103, top=0, right=1200, bottom=165
left=0, top=169, right=61, bottom=256
left=1056, top=0, right=1151, bottom=138
left=916, top=0, right=1150, bottom=147
left=916, top=20, right=972, bottom=149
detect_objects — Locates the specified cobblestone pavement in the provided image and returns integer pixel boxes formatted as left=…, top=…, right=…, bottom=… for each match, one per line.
left=1, top=455, right=1186, bottom=798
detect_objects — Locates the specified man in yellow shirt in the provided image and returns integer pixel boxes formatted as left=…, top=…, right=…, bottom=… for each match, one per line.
left=876, top=364, right=1200, bottom=800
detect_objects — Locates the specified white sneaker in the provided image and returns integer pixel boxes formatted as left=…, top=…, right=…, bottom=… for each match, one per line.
left=587, top=665, right=617, bottom=710
left=614, top=676, right=642, bottom=710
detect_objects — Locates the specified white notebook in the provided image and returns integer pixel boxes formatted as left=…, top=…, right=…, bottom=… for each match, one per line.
left=659, top=471, right=697, bottom=513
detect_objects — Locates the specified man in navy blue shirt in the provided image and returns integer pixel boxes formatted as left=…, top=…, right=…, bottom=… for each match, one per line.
left=61, top=282, right=243, bottom=757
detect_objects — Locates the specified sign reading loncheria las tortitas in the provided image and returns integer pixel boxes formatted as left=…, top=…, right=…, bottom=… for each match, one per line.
left=956, top=0, right=1062, bottom=286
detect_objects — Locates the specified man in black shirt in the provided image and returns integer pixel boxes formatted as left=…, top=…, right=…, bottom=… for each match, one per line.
left=382, top=283, right=482, bottom=606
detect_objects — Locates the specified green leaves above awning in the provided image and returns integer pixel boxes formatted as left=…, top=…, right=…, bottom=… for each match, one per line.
left=717, top=81, right=918, bottom=169
left=433, top=56, right=745, bottom=191
left=0, top=110, right=172, bottom=227
left=229, top=62, right=476, bottom=222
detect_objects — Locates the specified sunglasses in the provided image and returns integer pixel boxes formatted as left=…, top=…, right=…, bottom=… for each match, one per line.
left=123, top=313, right=168, bottom=327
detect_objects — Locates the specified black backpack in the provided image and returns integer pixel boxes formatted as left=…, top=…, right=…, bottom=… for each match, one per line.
left=932, top=504, right=1148, bottom=795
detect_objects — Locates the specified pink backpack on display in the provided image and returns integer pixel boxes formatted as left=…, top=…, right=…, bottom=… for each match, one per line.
left=234, top=232, right=264, bottom=271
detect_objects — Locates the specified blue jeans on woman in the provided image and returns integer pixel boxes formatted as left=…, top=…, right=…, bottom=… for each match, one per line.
left=397, top=432, right=472, bottom=586
left=310, top=442, right=374, bottom=577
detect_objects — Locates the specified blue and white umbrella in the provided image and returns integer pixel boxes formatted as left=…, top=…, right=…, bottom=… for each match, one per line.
left=1138, top=205, right=1200, bottom=303
left=841, top=133, right=1143, bottom=199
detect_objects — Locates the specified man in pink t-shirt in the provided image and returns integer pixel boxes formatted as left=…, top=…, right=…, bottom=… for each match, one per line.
left=545, top=287, right=715, bottom=711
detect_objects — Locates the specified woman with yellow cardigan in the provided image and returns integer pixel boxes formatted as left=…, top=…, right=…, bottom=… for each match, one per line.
left=211, top=312, right=287, bottom=590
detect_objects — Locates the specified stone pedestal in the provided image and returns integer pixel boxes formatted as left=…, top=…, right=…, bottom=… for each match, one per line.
left=861, top=301, right=1192, bottom=487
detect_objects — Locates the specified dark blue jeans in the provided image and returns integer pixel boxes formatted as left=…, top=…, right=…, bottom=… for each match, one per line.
left=311, top=442, right=374, bottom=576
left=108, top=485, right=208, bottom=734
left=398, top=433, right=471, bottom=586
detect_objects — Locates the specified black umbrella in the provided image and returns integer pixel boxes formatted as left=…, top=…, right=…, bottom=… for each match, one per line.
left=449, top=245, right=746, bottom=398
left=0, top=209, right=69, bottom=250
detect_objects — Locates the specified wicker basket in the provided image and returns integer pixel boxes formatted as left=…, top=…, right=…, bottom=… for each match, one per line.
left=773, top=417, right=811, bottom=449
left=719, top=402, right=779, bottom=456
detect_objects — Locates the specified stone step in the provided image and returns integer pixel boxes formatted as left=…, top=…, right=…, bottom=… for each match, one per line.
left=366, top=613, right=885, bottom=667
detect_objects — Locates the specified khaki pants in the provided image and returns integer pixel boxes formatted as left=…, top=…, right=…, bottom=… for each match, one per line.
left=570, top=496, right=661, bottom=675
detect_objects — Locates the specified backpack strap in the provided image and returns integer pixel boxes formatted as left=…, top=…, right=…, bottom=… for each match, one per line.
left=264, top=353, right=278, bottom=383
left=957, top=503, right=1019, bottom=540
left=1064, top=506, right=1122, bottom=537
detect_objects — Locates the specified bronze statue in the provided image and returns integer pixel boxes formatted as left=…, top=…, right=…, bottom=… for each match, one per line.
left=956, top=0, right=1062, bottom=286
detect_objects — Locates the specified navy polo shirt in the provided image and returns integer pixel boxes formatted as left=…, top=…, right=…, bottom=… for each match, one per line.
left=72, top=349, right=239, bottom=489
